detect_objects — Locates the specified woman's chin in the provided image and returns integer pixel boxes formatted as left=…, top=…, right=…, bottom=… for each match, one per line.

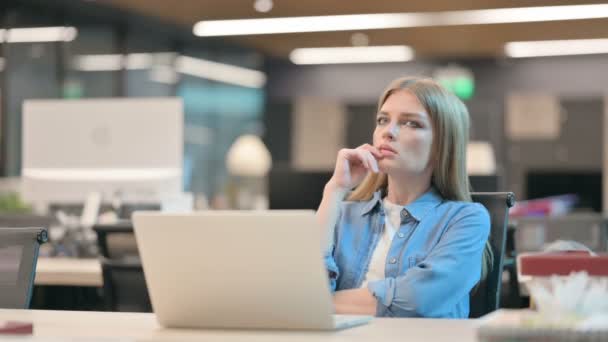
left=377, top=159, right=394, bottom=173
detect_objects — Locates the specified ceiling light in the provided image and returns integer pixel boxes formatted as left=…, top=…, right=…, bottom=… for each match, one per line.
left=71, top=53, right=267, bottom=88
left=194, top=4, right=608, bottom=36
left=72, top=53, right=177, bottom=71
left=72, top=54, right=123, bottom=71
left=194, top=14, right=409, bottom=36
left=350, top=32, right=370, bottom=46
left=254, top=0, right=273, bottom=13
left=289, top=46, right=413, bottom=65
left=505, top=39, right=608, bottom=58
left=175, top=55, right=266, bottom=88
left=149, top=65, right=179, bottom=84
left=0, top=26, right=77, bottom=43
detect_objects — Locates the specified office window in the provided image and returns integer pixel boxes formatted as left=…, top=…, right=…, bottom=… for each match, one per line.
left=64, top=23, right=118, bottom=98
left=178, top=47, right=265, bottom=198
left=1, top=8, right=63, bottom=176
left=125, top=30, right=175, bottom=98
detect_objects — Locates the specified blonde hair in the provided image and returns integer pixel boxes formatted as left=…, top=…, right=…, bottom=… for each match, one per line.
left=348, top=76, right=471, bottom=202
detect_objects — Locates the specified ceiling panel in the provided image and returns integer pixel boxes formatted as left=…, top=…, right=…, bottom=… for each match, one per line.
left=99, top=0, right=608, bottom=59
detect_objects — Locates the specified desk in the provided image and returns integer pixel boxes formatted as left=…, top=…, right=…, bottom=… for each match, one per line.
left=0, top=309, right=478, bottom=341
left=35, top=257, right=102, bottom=287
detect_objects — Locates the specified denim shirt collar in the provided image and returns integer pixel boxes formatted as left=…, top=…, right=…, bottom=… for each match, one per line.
left=359, top=186, right=444, bottom=221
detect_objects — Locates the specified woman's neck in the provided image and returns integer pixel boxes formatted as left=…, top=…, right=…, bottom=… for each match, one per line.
left=385, top=173, right=431, bottom=206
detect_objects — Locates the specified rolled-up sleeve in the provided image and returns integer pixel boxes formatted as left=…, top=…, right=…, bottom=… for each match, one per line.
left=324, top=250, right=339, bottom=292
left=367, top=204, right=490, bottom=317
left=323, top=203, right=344, bottom=293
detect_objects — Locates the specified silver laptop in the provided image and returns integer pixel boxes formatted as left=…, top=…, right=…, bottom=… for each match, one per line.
left=132, top=210, right=372, bottom=330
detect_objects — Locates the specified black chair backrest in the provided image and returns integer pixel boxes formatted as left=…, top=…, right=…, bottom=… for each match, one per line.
left=93, top=221, right=138, bottom=260
left=0, top=227, right=48, bottom=309
left=469, top=192, right=515, bottom=318
left=94, top=222, right=151, bottom=312
left=101, top=258, right=152, bottom=312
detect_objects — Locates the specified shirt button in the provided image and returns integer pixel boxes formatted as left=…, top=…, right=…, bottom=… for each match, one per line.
left=389, top=258, right=397, bottom=264
left=397, top=232, right=405, bottom=238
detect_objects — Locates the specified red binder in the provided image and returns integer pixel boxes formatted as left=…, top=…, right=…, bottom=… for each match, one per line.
left=0, top=321, right=33, bottom=335
left=519, top=251, right=608, bottom=277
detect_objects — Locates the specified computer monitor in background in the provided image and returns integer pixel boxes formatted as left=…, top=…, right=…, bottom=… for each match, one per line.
left=526, top=170, right=603, bottom=212
left=268, top=167, right=333, bottom=210
left=22, top=98, right=183, bottom=208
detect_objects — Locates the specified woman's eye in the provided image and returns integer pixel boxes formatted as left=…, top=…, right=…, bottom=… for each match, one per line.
left=402, top=120, right=421, bottom=128
left=376, top=117, right=388, bottom=125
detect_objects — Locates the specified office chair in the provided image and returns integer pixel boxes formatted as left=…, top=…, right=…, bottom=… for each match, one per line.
left=94, top=222, right=151, bottom=312
left=469, top=192, right=515, bottom=318
left=0, top=227, right=48, bottom=308
left=101, top=258, right=152, bottom=312
left=93, top=221, right=138, bottom=260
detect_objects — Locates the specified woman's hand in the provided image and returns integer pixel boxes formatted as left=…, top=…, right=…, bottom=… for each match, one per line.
left=327, top=144, right=382, bottom=192
left=333, top=288, right=377, bottom=315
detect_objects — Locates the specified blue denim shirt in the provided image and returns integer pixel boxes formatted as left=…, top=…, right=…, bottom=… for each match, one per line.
left=324, top=187, right=490, bottom=318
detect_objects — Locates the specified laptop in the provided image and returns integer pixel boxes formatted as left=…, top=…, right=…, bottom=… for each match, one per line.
left=132, top=210, right=373, bottom=330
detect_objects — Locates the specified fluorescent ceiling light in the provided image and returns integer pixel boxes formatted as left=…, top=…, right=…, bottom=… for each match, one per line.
left=176, top=55, right=266, bottom=88
left=72, top=53, right=177, bottom=71
left=72, top=53, right=266, bottom=88
left=505, top=39, right=608, bottom=58
left=290, top=45, right=413, bottom=64
left=126, top=52, right=176, bottom=69
left=72, top=54, right=123, bottom=71
left=194, top=4, right=608, bottom=36
left=149, top=65, right=179, bottom=84
left=0, top=26, right=77, bottom=43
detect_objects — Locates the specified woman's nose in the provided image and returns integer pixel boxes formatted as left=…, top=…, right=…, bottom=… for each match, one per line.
left=382, top=122, right=398, bottom=141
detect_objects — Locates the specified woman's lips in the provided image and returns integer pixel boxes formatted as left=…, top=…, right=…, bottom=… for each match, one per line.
left=379, top=147, right=397, bottom=158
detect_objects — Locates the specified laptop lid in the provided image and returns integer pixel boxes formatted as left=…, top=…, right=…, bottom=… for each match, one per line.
left=132, top=210, right=337, bottom=330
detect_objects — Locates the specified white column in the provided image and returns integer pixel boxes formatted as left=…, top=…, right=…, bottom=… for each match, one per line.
left=292, top=96, right=345, bottom=171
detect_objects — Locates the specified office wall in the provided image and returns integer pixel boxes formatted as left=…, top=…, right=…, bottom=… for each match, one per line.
left=605, top=97, right=608, bottom=214
left=265, top=55, right=606, bottom=204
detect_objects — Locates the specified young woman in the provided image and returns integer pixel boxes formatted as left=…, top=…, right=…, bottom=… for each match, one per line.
left=317, top=76, right=490, bottom=318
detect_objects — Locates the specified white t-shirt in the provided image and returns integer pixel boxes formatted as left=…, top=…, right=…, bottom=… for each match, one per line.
left=360, top=198, right=403, bottom=288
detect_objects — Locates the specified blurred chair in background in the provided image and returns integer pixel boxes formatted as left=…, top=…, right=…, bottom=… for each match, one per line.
left=94, top=222, right=151, bottom=312
left=469, top=192, right=516, bottom=318
left=101, top=258, right=152, bottom=312
left=0, top=227, right=48, bottom=308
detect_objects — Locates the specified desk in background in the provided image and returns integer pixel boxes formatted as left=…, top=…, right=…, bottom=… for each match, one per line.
left=32, top=258, right=103, bottom=311
left=35, top=257, right=102, bottom=287
left=0, top=309, right=478, bottom=341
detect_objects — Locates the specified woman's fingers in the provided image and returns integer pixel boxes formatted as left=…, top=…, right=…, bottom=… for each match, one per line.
left=366, top=152, right=379, bottom=173
left=358, top=144, right=383, bottom=159
left=341, top=147, right=379, bottom=173
left=355, top=150, right=371, bottom=170
left=362, top=150, right=379, bottom=173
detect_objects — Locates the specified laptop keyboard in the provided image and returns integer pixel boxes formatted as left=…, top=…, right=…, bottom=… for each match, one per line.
left=332, top=314, right=373, bottom=329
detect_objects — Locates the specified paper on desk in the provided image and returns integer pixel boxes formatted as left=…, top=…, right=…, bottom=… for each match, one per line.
left=527, top=271, right=608, bottom=330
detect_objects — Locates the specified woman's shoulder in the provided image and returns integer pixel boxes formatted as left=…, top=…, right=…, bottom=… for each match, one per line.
left=438, top=199, right=491, bottom=226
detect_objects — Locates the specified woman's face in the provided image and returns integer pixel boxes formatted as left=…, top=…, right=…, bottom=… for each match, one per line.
left=373, top=89, right=434, bottom=176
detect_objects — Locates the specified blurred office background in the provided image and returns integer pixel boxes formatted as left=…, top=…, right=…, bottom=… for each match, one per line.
left=0, top=0, right=606, bottom=312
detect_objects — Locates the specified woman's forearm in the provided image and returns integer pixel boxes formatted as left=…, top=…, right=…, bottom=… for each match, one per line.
left=316, top=180, right=349, bottom=253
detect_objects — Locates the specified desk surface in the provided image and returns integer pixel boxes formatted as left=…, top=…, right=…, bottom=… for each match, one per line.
left=0, top=309, right=479, bottom=341
left=35, top=257, right=102, bottom=287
